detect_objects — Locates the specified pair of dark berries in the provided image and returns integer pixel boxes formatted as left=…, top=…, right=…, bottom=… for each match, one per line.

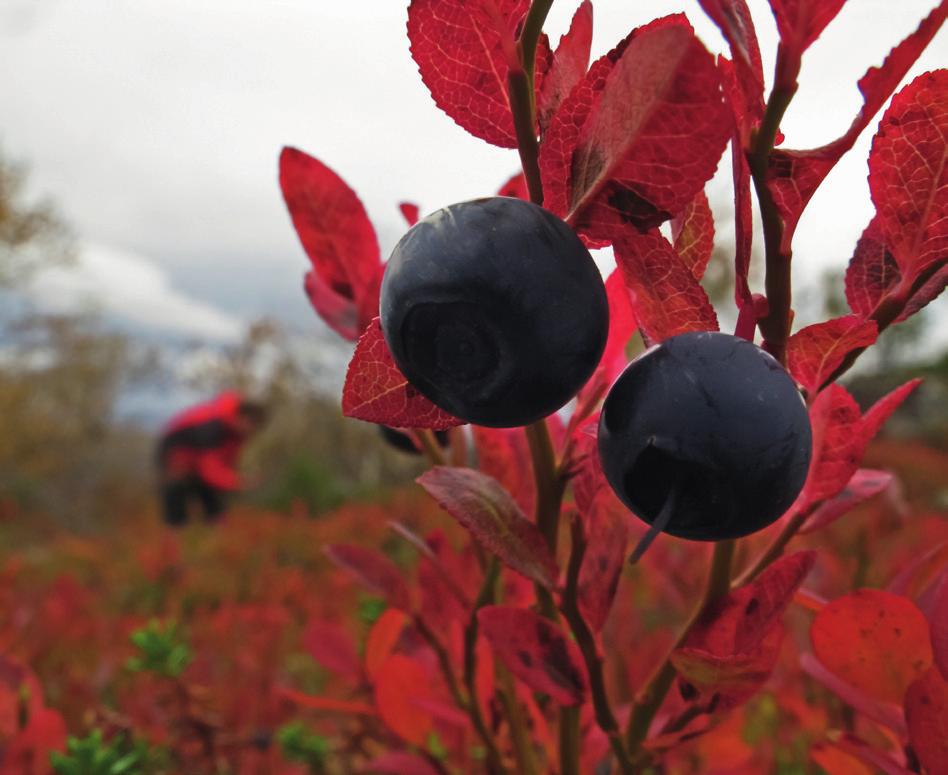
left=379, top=197, right=812, bottom=543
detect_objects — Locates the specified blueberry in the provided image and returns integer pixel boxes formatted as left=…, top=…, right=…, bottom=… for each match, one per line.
left=598, top=332, right=812, bottom=547
left=379, top=426, right=449, bottom=455
left=380, top=197, right=609, bottom=428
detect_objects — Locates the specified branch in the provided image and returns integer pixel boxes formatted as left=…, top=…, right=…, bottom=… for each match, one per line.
left=626, top=540, right=736, bottom=758
left=560, top=518, right=634, bottom=774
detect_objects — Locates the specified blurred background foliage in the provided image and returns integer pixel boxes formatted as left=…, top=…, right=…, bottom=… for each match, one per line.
left=0, top=141, right=944, bottom=541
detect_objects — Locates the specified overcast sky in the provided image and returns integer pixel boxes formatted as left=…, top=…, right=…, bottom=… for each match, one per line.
left=1, top=0, right=945, bottom=346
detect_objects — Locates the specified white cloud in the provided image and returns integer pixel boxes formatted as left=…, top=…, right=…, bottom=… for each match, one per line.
left=30, top=241, right=243, bottom=342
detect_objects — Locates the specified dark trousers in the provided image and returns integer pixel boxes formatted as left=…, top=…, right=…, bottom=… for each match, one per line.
left=161, top=477, right=227, bottom=527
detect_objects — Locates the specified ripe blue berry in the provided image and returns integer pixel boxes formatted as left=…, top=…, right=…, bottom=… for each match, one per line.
left=598, top=332, right=812, bottom=545
left=380, top=197, right=608, bottom=428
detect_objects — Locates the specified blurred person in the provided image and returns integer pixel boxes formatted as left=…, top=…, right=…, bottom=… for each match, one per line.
left=156, top=391, right=268, bottom=526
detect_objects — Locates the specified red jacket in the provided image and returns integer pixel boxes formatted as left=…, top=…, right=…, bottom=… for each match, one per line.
left=157, top=392, right=247, bottom=491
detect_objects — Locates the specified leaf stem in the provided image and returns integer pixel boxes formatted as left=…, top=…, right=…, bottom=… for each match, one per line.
left=524, top=420, right=564, bottom=550
left=560, top=518, right=634, bottom=774
left=625, top=539, right=736, bottom=758
left=412, top=429, right=447, bottom=466
left=749, top=50, right=798, bottom=366
left=498, top=665, right=540, bottom=775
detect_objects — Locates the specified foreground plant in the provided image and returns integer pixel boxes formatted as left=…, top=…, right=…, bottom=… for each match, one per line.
left=279, top=1, right=947, bottom=772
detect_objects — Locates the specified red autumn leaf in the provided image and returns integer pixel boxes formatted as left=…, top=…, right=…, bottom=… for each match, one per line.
left=472, top=426, right=535, bottom=516
left=399, top=202, right=420, bottom=226
left=870, top=69, right=948, bottom=279
left=672, top=626, right=785, bottom=710
left=811, top=589, right=933, bottom=705
left=766, top=7, right=945, bottom=252
left=800, top=469, right=895, bottom=534
left=407, top=0, right=550, bottom=148
left=365, top=609, right=410, bottom=681
left=787, top=315, right=879, bottom=395
left=575, top=270, right=637, bottom=411
left=577, top=496, right=630, bottom=633
left=698, top=0, right=765, bottom=137
left=303, top=620, right=361, bottom=678
left=889, top=541, right=948, bottom=599
left=810, top=741, right=876, bottom=775
left=342, top=319, right=464, bottom=430
left=323, top=544, right=412, bottom=612
left=1, top=706, right=67, bottom=774
left=930, top=572, right=948, bottom=680
left=364, top=752, right=443, bottom=775
left=540, top=16, right=730, bottom=241
left=905, top=667, right=948, bottom=773
left=673, top=551, right=816, bottom=708
left=278, top=687, right=376, bottom=716
left=800, top=652, right=907, bottom=734
left=671, top=189, right=715, bottom=280
left=845, top=216, right=901, bottom=318
left=477, top=605, right=586, bottom=705
left=537, top=1, right=593, bottom=134
left=279, top=147, right=382, bottom=341
left=373, top=654, right=434, bottom=745
left=496, top=171, right=530, bottom=199
left=826, top=734, right=915, bottom=775
left=796, top=381, right=919, bottom=508
left=614, top=229, right=719, bottom=345
left=417, top=467, right=557, bottom=588
left=767, top=0, right=846, bottom=54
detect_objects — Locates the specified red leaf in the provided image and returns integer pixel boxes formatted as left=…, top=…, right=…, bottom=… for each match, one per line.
left=614, top=229, right=719, bottom=345
left=930, top=572, right=948, bottom=680
left=845, top=216, right=900, bottom=318
left=674, top=551, right=816, bottom=708
left=303, top=270, right=360, bottom=341
left=364, top=752, right=443, bottom=775
left=278, top=687, right=376, bottom=716
left=303, top=620, right=361, bottom=678
left=399, top=202, right=420, bottom=226
left=407, top=0, right=550, bottom=148
left=342, top=319, right=464, bottom=430
left=575, top=270, right=637, bottom=410
left=905, top=667, right=948, bottom=773
left=671, top=189, right=715, bottom=280
left=416, top=467, right=558, bottom=588
left=373, top=654, right=434, bottom=745
left=766, top=7, right=946, bottom=252
left=811, top=589, right=933, bottom=705
left=698, top=1, right=765, bottom=140
left=801, top=652, right=907, bottom=734
left=859, top=379, right=921, bottom=443
left=577, top=499, right=630, bottom=633
left=538, top=1, right=593, bottom=134
left=767, top=0, right=846, bottom=53
left=365, top=609, right=410, bottom=681
left=1, top=707, right=67, bottom=773
left=870, top=69, right=948, bottom=279
left=800, top=469, right=895, bottom=534
left=496, top=171, right=530, bottom=199
left=540, top=29, right=633, bottom=233
left=565, top=16, right=730, bottom=240
left=539, top=16, right=729, bottom=242
left=323, top=544, right=412, bottom=612
left=797, top=381, right=918, bottom=508
left=672, top=626, right=785, bottom=710
left=472, top=426, right=535, bottom=516
left=828, top=734, right=915, bottom=775
left=279, top=147, right=381, bottom=340
left=787, top=315, right=878, bottom=395
left=477, top=605, right=586, bottom=705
